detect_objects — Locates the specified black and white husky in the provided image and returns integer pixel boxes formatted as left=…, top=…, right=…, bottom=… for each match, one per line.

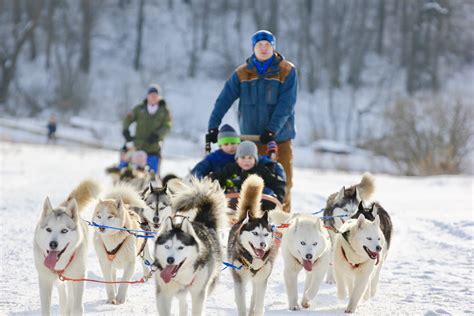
left=153, top=177, right=227, bottom=316
left=227, top=174, right=277, bottom=316
left=323, top=173, right=375, bottom=283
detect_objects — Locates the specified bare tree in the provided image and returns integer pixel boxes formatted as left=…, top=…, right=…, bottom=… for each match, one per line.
left=0, top=0, right=44, bottom=104
left=376, top=0, right=386, bottom=55
left=79, top=0, right=92, bottom=73
left=45, top=0, right=57, bottom=69
left=133, top=0, right=146, bottom=71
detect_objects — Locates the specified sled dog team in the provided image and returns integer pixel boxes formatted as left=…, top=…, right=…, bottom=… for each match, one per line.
left=34, top=173, right=392, bottom=315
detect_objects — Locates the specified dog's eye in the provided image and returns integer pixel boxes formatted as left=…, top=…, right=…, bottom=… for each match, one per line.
left=313, top=242, right=318, bottom=246
left=107, top=215, right=113, bottom=219
left=61, top=229, right=68, bottom=234
left=378, top=238, right=381, bottom=241
left=165, top=245, right=170, bottom=249
left=264, top=233, right=269, bottom=237
left=46, top=228, right=52, bottom=233
left=252, top=232, right=258, bottom=236
left=177, top=246, right=184, bottom=250
left=367, top=237, right=372, bottom=241
left=97, top=215, right=102, bottom=219
left=301, top=241, right=306, bottom=246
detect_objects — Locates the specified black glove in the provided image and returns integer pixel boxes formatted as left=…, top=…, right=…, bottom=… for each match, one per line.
left=122, top=129, right=134, bottom=142
left=205, top=128, right=219, bottom=144
left=260, top=130, right=276, bottom=144
left=147, top=133, right=159, bottom=144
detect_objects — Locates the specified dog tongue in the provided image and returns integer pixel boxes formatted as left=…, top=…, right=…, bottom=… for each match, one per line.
left=160, top=265, right=176, bottom=284
left=255, top=248, right=266, bottom=258
left=44, top=251, right=60, bottom=270
left=303, top=260, right=313, bottom=272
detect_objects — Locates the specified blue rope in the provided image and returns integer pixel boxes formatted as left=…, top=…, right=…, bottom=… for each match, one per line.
left=312, top=208, right=325, bottom=215
left=83, top=220, right=157, bottom=238
left=320, top=214, right=349, bottom=219
left=221, top=261, right=243, bottom=271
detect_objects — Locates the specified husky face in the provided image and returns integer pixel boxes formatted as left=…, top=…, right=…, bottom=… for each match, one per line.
left=140, top=183, right=173, bottom=230
left=288, top=217, right=328, bottom=271
left=240, top=212, right=273, bottom=259
left=37, top=197, right=82, bottom=267
left=92, top=198, right=126, bottom=236
left=332, top=186, right=362, bottom=228
left=349, top=214, right=384, bottom=261
left=155, top=217, right=199, bottom=284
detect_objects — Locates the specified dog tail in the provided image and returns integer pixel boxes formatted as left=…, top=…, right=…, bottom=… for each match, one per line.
left=173, top=177, right=227, bottom=231
left=104, top=183, right=147, bottom=208
left=66, top=179, right=101, bottom=211
left=358, top=172, right=375, bottom=201
left=237, top=174, right=264, bottom=223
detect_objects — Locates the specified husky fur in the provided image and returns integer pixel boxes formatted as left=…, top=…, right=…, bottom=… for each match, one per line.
left=333, top=214, right=388, bottom=313
left=227, top=175, right=277, bottom=316
left=323, top=173, right=376, bottom=284
left=280, top=214, right=331, bottom=311
left=153, top=177, right=227, bottom=316
left=92, top=184, right=151, bottom=305
left=34, top=179, right=100, bottom=315
left=351, top=201, right=393, bottom=250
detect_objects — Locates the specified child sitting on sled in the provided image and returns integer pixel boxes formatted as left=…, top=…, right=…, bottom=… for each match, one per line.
left=191, top=124, right=241, bottom=179
left=209, top=140, right=286, bottom=211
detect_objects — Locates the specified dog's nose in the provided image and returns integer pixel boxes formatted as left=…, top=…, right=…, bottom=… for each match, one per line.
left=376, top=245, right=382, bottom=252
left=50, top=241, right=58, bottom=250
left=306, top=254, right=313, bottom=260
left=260, top=242, right=266, bottom=248
left=153, top=216, right=160, bottom=224
left=167, top=257, right=175, bottom=265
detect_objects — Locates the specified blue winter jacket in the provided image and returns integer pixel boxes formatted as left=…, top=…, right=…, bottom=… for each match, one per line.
left=191, top=149, right=235, bottom=179
left=208, top=52, right=297, bottom=142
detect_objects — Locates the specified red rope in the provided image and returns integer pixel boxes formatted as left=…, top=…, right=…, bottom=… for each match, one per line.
left=59, top=274, right=145, bottom=284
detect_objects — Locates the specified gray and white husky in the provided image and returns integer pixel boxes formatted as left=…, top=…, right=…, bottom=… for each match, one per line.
left=333, top=214, right=388, bottom=313
left=153, top=177, right=227, bottom=316
left=34, top=179, right=100, bottom=315
left=323, top=173, right=375, bottom=283
left=227, top=174, right=277, bottom=316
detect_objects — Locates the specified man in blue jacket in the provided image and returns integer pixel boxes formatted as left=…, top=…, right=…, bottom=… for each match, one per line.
left=206, top=30, right=297, bottom=212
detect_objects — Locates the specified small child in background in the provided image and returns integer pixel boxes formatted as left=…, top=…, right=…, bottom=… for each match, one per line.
left=191, top=124, right=241, bottom=179
left=46, top=114, right=57, bottom=143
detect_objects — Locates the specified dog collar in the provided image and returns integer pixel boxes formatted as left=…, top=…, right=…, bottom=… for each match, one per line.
left=341, top=246, right=360, bottom=269
left=103, top=235, right=128, bottom=261
left=239, top=248, right=271, bottom=275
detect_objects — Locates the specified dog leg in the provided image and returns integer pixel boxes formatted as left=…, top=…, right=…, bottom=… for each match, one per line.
left=58, top=282, right=67, bottom=315
left=191, top=289, right=207, bottom=316
left=233, top=277, right=246, bottom=316
left=345, top=274, right=370, bottom=313
left=325, top=234, right=336, bottom=284
left=39, top=277, right=53, bottom=316
left=70, top=281, right=85, bottom=315
left=249, top=282, right=256, bottom=313
left=284, top=266, right=300, bottom=310
left=370, top=261, right=383, bottom=298
left=178, top=292, right=188, bottom=316
left=250, top=276, right=269, bottom=316
left=156, top=291, right=172, bottom=316
left=98, top=260, right=116, bottom=304
left=116, top=262, right=135, bottom=304
left=334, top=268, right=347, bottom=300
left=302, top=265, right=326, bottom=309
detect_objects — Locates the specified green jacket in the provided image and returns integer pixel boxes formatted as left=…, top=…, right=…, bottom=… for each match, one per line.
left=123, top=99, right=172, bottom=155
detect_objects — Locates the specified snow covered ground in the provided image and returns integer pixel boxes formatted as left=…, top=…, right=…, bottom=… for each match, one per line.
left=1, top=141, right=473, bottom=315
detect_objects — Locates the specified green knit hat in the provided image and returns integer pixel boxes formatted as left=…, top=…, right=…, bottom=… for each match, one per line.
left=217, top=124, right=241, bottom=145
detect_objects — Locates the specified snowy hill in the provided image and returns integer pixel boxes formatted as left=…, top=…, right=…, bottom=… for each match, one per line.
left=1, top=141, right=472, bottom=315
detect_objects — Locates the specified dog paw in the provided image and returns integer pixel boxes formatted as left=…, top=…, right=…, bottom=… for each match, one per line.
left=289, top=304, right=300, bottom=311
left=106, top=298, right=117, bottom=305
left=301, top=300, right=310, bottom=309
left=344, top=307, right=355, bottom=313
left=115, top=296, right=126, bottom=305
left=325, top=277, right=335, bottom=284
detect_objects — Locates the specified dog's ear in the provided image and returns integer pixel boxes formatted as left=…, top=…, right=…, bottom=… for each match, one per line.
left=355, top=187, right=362, bottom=202
left=116, top=198, right=124, bottom=213
left=314, top=217, right=322, bottom=231
left=370, top=203, right=378, bottom=217
left=356, top=213, right=366, bottom=230
left=161, top=216, right=173, bottom=232
left=358, top=201, right=365, bottom=213
left=292, top=217, right=299, bottom=232
left=336, top=186, right=345, bottom=201
left=373, top=214, right=380, bottom=227
left=166, top=178, right=188, bottom=195
left=42, top=197, right=54, bottom=219
left=65, top=198, right=79, bottom=221
left=261, top=211, right=269, bottom=223
left=181, top=217, right=196, bottom=235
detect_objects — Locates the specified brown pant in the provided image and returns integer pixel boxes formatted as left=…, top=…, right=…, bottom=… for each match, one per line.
left=257, top=140, right=293, bottom=213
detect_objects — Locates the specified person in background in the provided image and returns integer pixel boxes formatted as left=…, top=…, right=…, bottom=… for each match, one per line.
left=122, top=84, right=172, bottom=174
left=47, top=114, right=57, bottom=143
left=191, top=124, right=240, bottom=179
left=206, top=30, right=297, bottom=212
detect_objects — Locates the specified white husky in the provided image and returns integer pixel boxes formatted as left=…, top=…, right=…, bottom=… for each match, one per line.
left=280, top=214, right=331, bottom=311
left=333, top=214, right=387, bottom=313
left=34, top=179, right=100, bottom=316
left=92, top=184, right=151, bottom=305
